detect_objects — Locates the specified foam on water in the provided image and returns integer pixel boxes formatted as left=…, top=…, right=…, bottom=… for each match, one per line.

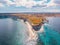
left=24, top=21, right=38, bottom=45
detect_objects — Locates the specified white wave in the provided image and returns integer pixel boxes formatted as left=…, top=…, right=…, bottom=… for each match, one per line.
left=24, top=21, right=38, bottom=45
left=21, top=20, right=45, bottom=45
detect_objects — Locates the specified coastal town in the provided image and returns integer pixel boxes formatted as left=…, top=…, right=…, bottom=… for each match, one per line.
left=1, top=13, right=60, bottom=26
left=12, top=13, right=60, bottom=26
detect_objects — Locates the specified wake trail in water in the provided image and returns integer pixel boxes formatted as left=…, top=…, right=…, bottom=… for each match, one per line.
left=24, top=21, right=38, bottom=45
left=24, top=21, right=44, bottom=45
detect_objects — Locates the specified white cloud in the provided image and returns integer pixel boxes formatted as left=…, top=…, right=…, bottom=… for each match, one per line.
left=13, top=0, right=57, bottom=8
left=13, top=0, right=36, bottom=8
left=4, top=0, right=15, bottom=6
left=0, top=0, right=57, bottom=8
left=0, top=3, right=4, bottom=7
left=47, top=0, right=56, bottom=7
left=13, top=0, right=49, bottom=8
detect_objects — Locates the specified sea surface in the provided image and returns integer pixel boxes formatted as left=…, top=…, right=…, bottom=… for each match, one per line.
left=0, top=16, right=60, bottom=45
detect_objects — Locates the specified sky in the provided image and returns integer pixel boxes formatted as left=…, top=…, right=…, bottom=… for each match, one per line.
left=0, top=0, right=60, bottom=13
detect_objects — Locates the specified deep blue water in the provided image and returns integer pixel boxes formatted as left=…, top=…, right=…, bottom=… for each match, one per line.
left=47, top=17, right=60, bottom=32
left=0, top=17, right=60, bottom=45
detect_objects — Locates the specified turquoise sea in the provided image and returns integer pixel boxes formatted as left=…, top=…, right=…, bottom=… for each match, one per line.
left=0, top=16, right=60, bottom=45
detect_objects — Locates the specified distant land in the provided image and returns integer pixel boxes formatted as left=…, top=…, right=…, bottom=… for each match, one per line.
left=0, top=13, right=60, bottom=17
left=0, top=13, right=60, bottom=26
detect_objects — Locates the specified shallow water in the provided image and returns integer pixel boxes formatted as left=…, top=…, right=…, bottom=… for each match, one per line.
left=38, top=24, right=60, bottom=45
left=38, top=17, right=60, bottom=45
left=0, top=17, right=60, bottom=45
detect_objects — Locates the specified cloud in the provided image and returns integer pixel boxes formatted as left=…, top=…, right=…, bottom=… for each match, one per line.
left=3, top=0, right=15, bottom=6
left=14, top=0, right=36, bottom=8
left=0, top=3, right=4, bottom=7
left=14, top=0, right=57, bottom=8
left=13, top=0, right=49, bottom=8
left=46, top=0, right=56, bottom=7
left=54, top=0, right=60, bottom=4
left=0, top=0, right=59, bottom=8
